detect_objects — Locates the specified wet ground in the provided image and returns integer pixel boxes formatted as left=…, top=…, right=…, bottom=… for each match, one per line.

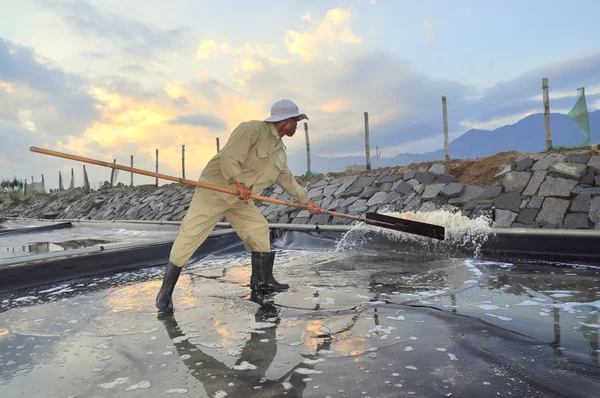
left=0, top=220, right=180, bottom=260
left=1, top=227, right=600, bottom=398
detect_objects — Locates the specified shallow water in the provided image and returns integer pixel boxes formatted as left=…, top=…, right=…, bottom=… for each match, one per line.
left=1, top=244, right=599, bottom=397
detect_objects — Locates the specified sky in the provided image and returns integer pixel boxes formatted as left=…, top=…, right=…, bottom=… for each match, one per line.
left=1, top=0, right=600, bottom=190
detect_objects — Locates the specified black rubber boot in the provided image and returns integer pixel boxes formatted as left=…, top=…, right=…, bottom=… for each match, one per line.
left=155, top=262, right=182, bottom=313
left=250, top=251, right=289, bottom=292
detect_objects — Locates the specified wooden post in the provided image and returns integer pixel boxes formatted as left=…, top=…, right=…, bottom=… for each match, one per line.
left=442, top=96, right=450, bottom=161
left=109, top=159, right=116, bottom=188
left=216, top=137, right=220, bottom=153
left=304, top=122, right=311, bottom=174
left=182, top=144, right=186, bottom=179
left=155, top=149, right=159, bottom=187
left=542, top=78, right=553, bottom=151
left=41, top=174, right=45, bottom=193
left=130, top=155, right=134, bottom=187
left=364, top=112, right=371, bottom=171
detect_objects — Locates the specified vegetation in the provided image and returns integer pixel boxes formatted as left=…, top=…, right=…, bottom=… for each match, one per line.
left=0, top=177, right=24, bottom=192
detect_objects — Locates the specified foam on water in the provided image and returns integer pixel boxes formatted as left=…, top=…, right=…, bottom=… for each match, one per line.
left=335, top=209, right=493, bottom=256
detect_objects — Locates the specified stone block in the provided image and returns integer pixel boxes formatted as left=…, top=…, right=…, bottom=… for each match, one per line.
left=311, top=178, right=330, bottom=188
left=538, top=176, right=577, bottom=197
left=515, top=157, right=534, bottom=171
left=419, top=201, right=438, bottom=212
left=340, top=196, right=360, bottom=208
left=564, top=213, right=590, bottom=229
left=493, top=192, right=522, bottom=213
left=448, top=186, right=486, bottom=205
left=535, top=198, right=569, bottom=226
left=428, top=164, right=446, bottom=176
left=548, top=162, right=587, bottom=180
left=394, top=181, right=414, bottom=195
left=322, top=184, right=339, bottom=197
left=494, top=209, right=518, bottom=227
left=526, top=196, right=544, bottom=209
left=414, top=171, right=435, bottom=184
left=522, top=170, right=547, bottom=196
left=309, top=214, right=331, bottom=225
left=366, top=192, right=389, bottom=206
left=355, top=176, right=377, bottom=188
left=413, top=184, right=425, bottom=195
left=581, top=168, right=595, bottom=185
left=377, top=174, right=402, bottom=184
left=422, top=183, right=445, bottom=200
left=297, top=210, right=310, bottom=218
left=379, top=183, right=393, bottom=192
left=438, top=174, right=457, bottom=183
left=532, top=154, right=564, bottom=170
left=590, top=197, right=600, bottom=223
left=340, top=186, right=364, bottom=199
left=570, top=194, right=591, bottom=213
left=502, top=171, right=531, bottom=193
left=517, top=208, right=539, bottom=224
left=572, top=186, right=600, bottom=196
left=566, top=153, right=591, bottom=164
left=479, top=186, right=503, bottom=200
left=587, top=155, right=600, bottom=173
left=404, top=195, right=422, bottom=211
left=403, top=169, right=417, bottom=180
left=440, top=183, right=465, bottom=198
left=360, top=186, right=380, bottom=199
left=348, top=199, right=368, bottom=213
left=596, top=176, right=600, bottom=186
left=291, top=217, right=309, bottom=224
left=384, top=191, right=402, bottom=204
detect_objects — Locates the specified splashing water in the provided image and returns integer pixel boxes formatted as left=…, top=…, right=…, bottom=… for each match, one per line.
left=335, top=209, right=493, bottom=257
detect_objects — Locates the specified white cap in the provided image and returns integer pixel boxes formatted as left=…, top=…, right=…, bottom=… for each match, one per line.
left=264, top=99, right=308, bottom=122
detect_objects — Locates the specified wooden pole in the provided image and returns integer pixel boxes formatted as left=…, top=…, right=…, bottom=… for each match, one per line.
left=155, top=148, right=159, bottom=187
left=364, top=112, right=371, bottom=171
left=442, top=96, right=450, bottom=161
left=109, top=159, right=116, bottom=188
left=216, top=137, right=220, bottom=153
left=542, top=78, right=553, bottom=151
left=29, top=146, right=446, bottom=240
left=182, top=144, right=186, bottom=179
left=41, top=174, right=45, bottom=193
left=304, top=122, right=311, bottom=174
left=130, top=155, right=134, bottom=187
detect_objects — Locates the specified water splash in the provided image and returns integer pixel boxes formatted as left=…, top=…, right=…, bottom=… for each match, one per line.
left=335, top=209, right=493, bottom=258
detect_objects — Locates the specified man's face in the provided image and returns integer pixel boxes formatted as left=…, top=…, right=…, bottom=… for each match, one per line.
left=283, top=117, right=299, bottom=137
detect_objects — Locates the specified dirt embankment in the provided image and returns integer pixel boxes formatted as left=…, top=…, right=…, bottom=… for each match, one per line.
left=297, top=147, right=599, bottom=187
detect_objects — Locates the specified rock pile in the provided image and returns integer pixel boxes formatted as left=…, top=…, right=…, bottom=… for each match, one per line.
left=3, top=152, right=600, bottom=229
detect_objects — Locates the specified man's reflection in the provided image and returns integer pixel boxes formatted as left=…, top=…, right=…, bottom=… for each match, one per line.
left=158, top=291, right=320, bottom=397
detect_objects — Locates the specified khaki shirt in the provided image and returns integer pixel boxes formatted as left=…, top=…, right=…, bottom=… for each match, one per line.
left=199, top=120, right=310, bottom=206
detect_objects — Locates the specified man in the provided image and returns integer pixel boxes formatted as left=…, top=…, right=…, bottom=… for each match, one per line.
left=156, top=99, right=323, bottom=313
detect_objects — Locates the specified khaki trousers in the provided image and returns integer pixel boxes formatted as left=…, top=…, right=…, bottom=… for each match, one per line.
left=169, top=187, right=271, bottom=267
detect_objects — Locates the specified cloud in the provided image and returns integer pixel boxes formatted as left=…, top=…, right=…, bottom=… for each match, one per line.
left=284, top=8, right=362, bottom=61
left=169, top=113, right=228, bottom=131
left=36, top=0, right=191, bottom=58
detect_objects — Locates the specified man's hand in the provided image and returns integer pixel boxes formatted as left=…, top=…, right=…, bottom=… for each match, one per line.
left=234, top=181, right=252, bottom=202
left=306, top=199, right=324, bottom=214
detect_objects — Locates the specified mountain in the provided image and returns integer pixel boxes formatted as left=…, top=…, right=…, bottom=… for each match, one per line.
left=288, top=110, right=600, bottom=173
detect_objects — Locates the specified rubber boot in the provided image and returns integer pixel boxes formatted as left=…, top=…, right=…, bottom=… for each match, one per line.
left=155, top=262, right=182, bottom=313
left=250, top=251, right=289, bottom=292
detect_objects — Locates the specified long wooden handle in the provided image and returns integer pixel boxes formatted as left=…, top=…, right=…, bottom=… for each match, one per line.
left=29, top=146, right=372, bottom=225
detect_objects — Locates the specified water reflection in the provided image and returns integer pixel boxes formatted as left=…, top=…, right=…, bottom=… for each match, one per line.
left=158, top=291, right=327, bottom=397
left=3, top=239, right=113, bottom=258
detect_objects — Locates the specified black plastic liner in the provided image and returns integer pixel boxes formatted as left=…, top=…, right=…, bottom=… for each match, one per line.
left=0, top=222, right=72, bottom=237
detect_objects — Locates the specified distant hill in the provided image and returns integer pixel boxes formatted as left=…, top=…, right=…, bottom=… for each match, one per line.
left=288, top=110, right=600, bottom=173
